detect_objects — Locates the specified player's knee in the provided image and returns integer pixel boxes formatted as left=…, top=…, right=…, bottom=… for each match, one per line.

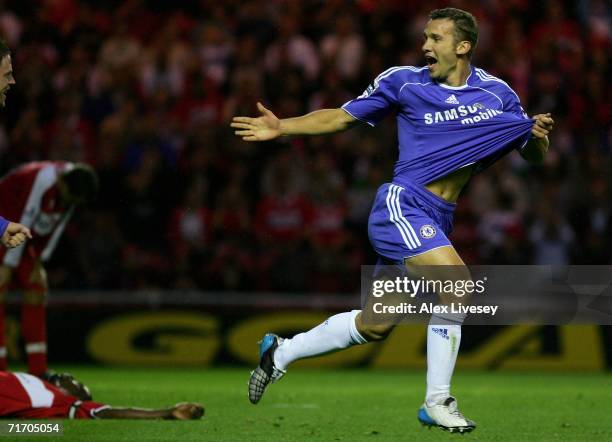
left=358, top=323, right=393, bottom=342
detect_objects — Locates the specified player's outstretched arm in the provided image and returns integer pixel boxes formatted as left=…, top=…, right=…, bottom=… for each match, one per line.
left=94, top=402, right=204, bottom=420
left=1, top=221, right=32, bottom=248
left=231, top=102, right=358, bottom=141
left=520, top=113, right=554, bottom=164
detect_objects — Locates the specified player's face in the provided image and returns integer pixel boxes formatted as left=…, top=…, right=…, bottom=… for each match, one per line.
left=422, top=19, right=462, bottom=82
left=0, top=55, right=15, bottom=107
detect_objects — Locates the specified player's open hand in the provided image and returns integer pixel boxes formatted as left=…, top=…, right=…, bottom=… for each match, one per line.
left=1, top=222, right=32, bottom=248
left=231, top=102, right=281, bottom=141
left=531, top=113, right=554, bottom=139
left=171, top=402, right=205, bottom=420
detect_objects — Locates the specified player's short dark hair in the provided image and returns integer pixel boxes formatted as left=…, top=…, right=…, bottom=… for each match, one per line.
left=0, top=39, right=10, bottom=60
left=63, top=163, right=99, bottom=203
left=429, top=8, right=478, bottom=58
left=51, top=373, right=92, bottom=401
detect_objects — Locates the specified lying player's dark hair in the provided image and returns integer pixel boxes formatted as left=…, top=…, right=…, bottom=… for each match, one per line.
left=429, top=8, right=478, bottom=58
left=51, top=373, right=92, bottom=401
left=0, top=39, right=10, bottom=60
left=63, top=163, right=99, bottom=203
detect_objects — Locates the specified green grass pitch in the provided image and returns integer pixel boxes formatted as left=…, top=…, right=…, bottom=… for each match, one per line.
left=37, top=367, right=612, bottom=441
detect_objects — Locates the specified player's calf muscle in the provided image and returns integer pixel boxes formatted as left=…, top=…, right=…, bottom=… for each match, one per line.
left=355, top=313, right=394, bottom=341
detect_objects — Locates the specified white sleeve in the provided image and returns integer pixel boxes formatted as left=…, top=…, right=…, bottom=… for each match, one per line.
left=41, top=206, right=74, bottom=262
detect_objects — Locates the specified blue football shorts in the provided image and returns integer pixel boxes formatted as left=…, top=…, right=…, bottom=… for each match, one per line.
left=368, top=178, right=456, bottom=265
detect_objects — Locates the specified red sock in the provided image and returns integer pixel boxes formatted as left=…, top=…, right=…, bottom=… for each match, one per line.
left=0, top=303, right=6, bottom=371
left=21, top=303, right=47, bottom=376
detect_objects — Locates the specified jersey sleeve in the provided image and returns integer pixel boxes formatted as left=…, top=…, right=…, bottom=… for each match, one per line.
left=0, top=217, right=8, bottom=237
left=75, top=401, right=110, bottom=419
left=341, top=68, right=401, bottom=126
left=41, top=206, right=74, bottom=262
left=503, top=89, right=529, bottom=120
left=502, top=88, right=532, bottom=151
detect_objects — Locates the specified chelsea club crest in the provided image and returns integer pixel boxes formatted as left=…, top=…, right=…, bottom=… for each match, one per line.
left=420, top=225, right=437, bottom=239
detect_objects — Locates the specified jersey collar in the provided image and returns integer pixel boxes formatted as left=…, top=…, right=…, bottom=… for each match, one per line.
left=436, top=66, right=474, bottom=90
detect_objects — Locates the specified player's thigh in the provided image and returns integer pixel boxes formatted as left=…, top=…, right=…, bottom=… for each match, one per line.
left=404, top=245, right=472, bottom=304
left=404, top=244, right=465, bottom=265
left=20, top=260, right=48, bottom=304
left=0, top=266, right=12, bottom=302
left=365, top=183, right=457, bottom=328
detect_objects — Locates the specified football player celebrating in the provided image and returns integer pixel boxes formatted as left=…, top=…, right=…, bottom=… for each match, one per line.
left=0, top=162, right=98, bottom=377
left=232, top=7, right=554, bottom=433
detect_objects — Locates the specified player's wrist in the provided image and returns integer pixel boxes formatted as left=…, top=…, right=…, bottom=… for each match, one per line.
left=168, top=407, right=183, bottom=419
left=278, top=119, right=290, bottom=137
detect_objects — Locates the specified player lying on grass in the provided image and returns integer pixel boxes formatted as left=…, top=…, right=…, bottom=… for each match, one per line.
left=232, top=7, right=553, bottom=434
left=0, top=370, right=204, bottom=420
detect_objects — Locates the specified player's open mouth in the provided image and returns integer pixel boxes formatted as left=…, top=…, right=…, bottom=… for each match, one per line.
left=425, top=56, right=437, bottom=68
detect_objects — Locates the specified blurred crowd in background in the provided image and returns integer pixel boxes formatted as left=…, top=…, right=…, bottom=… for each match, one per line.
left=0, top=0, right=609, bottom=292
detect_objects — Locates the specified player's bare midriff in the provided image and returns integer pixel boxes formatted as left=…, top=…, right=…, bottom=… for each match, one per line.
left=425, top=165, right=474, bottom=203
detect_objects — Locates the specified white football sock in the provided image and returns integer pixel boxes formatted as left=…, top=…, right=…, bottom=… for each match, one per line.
left=425, top=313, right=464, bottom=407
left=273, top=310, right=367, bottom=371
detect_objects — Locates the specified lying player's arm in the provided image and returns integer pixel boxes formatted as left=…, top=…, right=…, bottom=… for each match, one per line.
left=94, top=402, right=203, bottom=420
left=520, top=113, right=554, bottom=164
left=231, top=103, right=358, bottom=141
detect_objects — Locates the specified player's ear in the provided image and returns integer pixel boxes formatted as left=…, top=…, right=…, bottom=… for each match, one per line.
left=455, top=41, right=471, bottom=56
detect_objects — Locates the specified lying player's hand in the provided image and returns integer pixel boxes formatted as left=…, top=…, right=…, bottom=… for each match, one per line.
left=531, top=113, right=554, bottom=139
left=1, top=222, right=32, bottom=248
left=231, top=102, right=281, bottom=141
left=171, top=402, right=204, bottom=420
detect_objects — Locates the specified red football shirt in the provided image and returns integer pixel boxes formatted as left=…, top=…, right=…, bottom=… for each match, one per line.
left=0, top=162, right=75, bottom=271
left=0, top=371, right=107, bottom=419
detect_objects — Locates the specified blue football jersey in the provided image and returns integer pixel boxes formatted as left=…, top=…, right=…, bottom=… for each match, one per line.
left=342, top=66, right=534, bottom=185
